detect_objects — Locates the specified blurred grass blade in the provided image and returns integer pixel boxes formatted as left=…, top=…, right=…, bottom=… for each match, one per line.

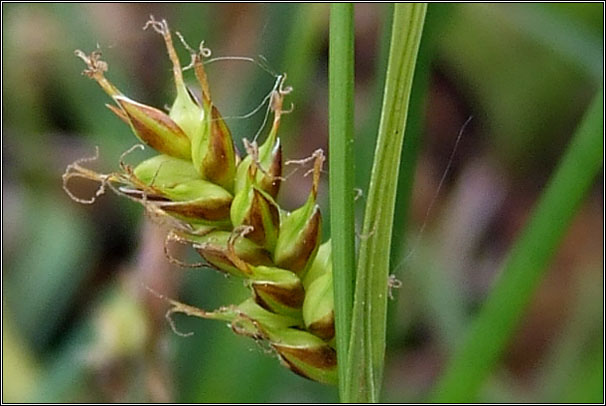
left=561, top=342, right=604, bottom=403
left=281, top=3, right=328, bottom=142
left=328, top=3, right=356, bottom=400
left=431, top=89, right=604, bottom=403
left=345, top=4, right=427, bottom=402
left=390, top=3, right=452, bottom=270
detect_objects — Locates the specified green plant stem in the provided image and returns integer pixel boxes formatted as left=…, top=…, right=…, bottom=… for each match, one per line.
left=344, top=4, right=427, bottom=402
left=431, top=89, right=604, bottom=403
left=328, top=3, right=356, bottom=401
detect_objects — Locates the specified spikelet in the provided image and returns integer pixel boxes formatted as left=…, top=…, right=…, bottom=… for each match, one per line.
left=66, top=16, right=337, bottom=385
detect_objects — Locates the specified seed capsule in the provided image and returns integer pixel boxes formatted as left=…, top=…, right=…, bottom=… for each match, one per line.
left=230, top=166, right=280, bottom=251
left=129, top=155, right=231, bottom=225
left=247, top=265, right=305, bottom=319
left=115, top=96, right=192, bottom=159
left=147, top=16, right=237, bottom=191
left=167, top=298, right=336, bottom=385
left=273, top=150, right=324, bottom=276
left=147, top=16, right=204, bottom=141
left=303, top=241, right=332, bottom=288
left=273, top=197, right=321, bottom=277
left=230, top=300, right=337, bottom=385
left=270, top=328, right=337, bottom=385
left=301, top=241, right=335, bottom=340
left=191, top=100, right=237, bottom=192
left=234, top=88, right=286, bottom=199
left=157, top=179, right=233, bottom=225
left=221, top=230, right=304, bottom=318
left=181, top=230, right=274, bottom=276
left=75, top=49, right=192, bottom=159
left=133, top=154, right=201, bottom=188
left=302, top=270, right=334, bottom=341
left=122, top=178, right=233, bottom=226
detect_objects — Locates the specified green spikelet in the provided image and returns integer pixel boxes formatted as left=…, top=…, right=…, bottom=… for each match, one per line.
left=68, top=18, right=338, bottom=385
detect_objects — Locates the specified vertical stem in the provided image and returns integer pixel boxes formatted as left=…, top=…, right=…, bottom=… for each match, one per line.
left=345, top=3, right=427, bottom=402
left=328, top=3, right=356, bottom=401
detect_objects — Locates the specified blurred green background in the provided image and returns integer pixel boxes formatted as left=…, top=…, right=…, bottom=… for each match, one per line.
left=2, top=3, right=603, bottom=403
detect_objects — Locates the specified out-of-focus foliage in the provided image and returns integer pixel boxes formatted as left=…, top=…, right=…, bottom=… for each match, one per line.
left=2, top=3, right=602, bottom=402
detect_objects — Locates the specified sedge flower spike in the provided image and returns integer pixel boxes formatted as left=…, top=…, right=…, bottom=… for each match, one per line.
left=66, top=17, right=337, bottom=385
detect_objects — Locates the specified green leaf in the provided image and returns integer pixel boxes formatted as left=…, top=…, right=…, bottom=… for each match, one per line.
left=431, top=89, right=604, bottom=402
left=345, top=4, right=427, bottom=402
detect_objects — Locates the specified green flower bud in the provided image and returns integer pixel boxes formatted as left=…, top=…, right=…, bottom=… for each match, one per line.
left=191, top=100, right=237, bottom=191
left=247, top=265, right=304, bottom=319
left=157, top=179, right=232, bottom=225
left=114, top=96, right=192, bottom=160
left=234, top=300, right=337, bottom=384
left=270, top=328, right=337, bottom=385
left=147, top=16, right=236, bottom=191
left=218, top=231, right=304, bottom=318
left=147, top=16, right=204, bottom=142
left=234, top=90, right=286, bottom=198
left=167, top=298, right=336, bottom=385
left=123, top=178, right=233, bottom=226
left=230, top=167, right=280, bottom=251
left=133, top=154, right=201, bottom=188
left=302, top=270, right=334, bottom=341
left=273, top=150, right=324, bottom=276
left=181, top=230, right=274, bottom=276
left=75, top=49, right=192, bottom=159
left=91, top=286, right=149, bottom=363
left=303, top=241, right=332, bottom=289
left=169, top=83, right=204, bottom=142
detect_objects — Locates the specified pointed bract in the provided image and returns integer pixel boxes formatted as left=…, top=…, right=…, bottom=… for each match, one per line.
left=247, top=265, right=305, bottom=319
left=270, top=329, right=337, bottom=385
left=303, top=270, right=334, bottom=341
left=115, top=96, right=191, bottom=159
left=231, top=170, right=280, bottom=251
left=274, top=196, right=322, bottom=277
left=183, top=230, right=274, bottom=276
left=133, top=154, right=201, bottom=188
left=192, top=101, right=237, bottom=191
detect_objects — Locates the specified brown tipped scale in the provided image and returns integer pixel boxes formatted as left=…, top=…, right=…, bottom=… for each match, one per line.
left=157, top=198, right=231, bottom=223
left=180, top=230, right=274, bottom=277
left=274, top=205, right=321, bottom=275
left=231, top=163, right=281, bottom=251
left=120, top=175, right=233, bottom=226
left=270, top=329, right=337, bottom=385
left=234, top=88, right=286, bottom=199
left=303, top=270, right=335, bottom=341
left=194, top=102, right=237, bottom=191
left=246, top=187, right=281, bottom=249
left=273, top=150, right=325, bottom=276
left=307, top=312, right=335, bottom=342
left=76, top=49, right=192, bottom=160
left=250, top=271, right=305, bottom=318
left=115, top=96, right=192, bottom=159
left=221, top=229, right=305, bottom=318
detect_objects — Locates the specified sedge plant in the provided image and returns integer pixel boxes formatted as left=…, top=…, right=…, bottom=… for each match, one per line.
left=63, top=5, right=427, bottom=402
left=63, top=4, right=601, bottom=403
left=65, top=16, right=337, bottom=385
